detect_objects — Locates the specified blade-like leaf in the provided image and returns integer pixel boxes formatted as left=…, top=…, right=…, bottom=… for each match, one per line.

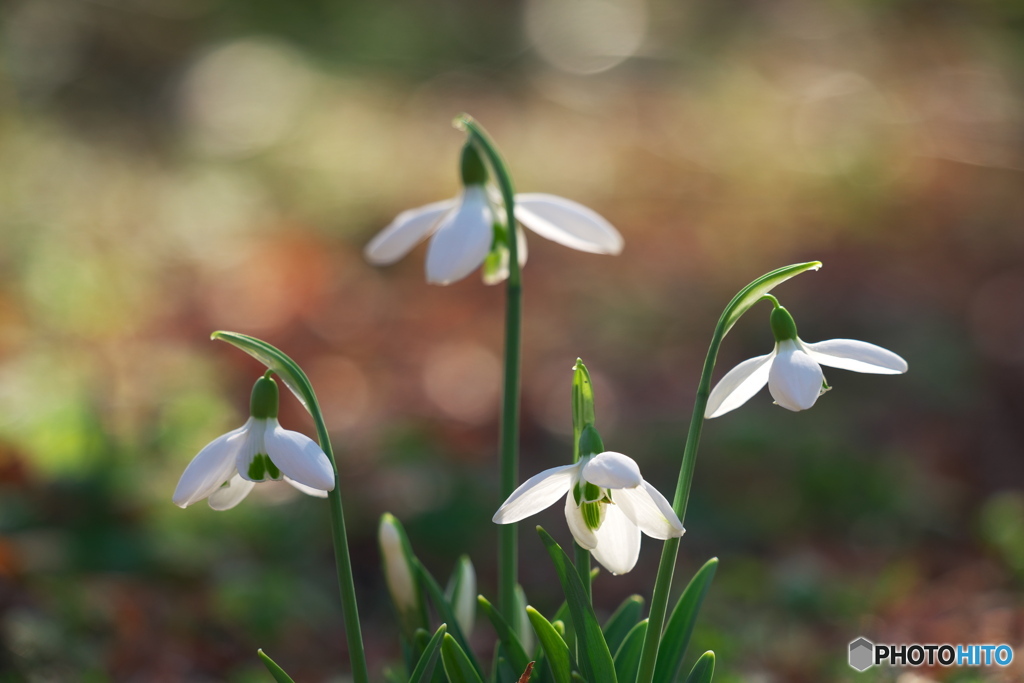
left=537, top=527, right=616, bottom=683
left=652, top=558, right=717, bottom=683
left=515, top=584, right=535, bottom=655
left=441, top=634, right=485, bottom=683
left=257, top=649, right=296, bottom=683
left=603, top=595, right=644, bottom=655
left=416, top=560, right=483, bottom=678
left=410, top=625, right=448, bottom=683
left=479, top=595, right=530, bottom=675
left=684, top=652, right=714, bottom=683
left=613, top=620, right=648, bottom=683
left=212, top=331, right=318, bottom=414
left=526, top=607, right=572, bottom=683
left=718, top=262, right=822, bottom=337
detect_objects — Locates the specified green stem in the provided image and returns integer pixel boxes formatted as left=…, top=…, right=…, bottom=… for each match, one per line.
left=314, top=412, right=371, bottom=683
left=632, top=262, right=823, bottom=683
left=573, top=541, right=592, bottom=604
left=457, top=115, right=523, bottom=624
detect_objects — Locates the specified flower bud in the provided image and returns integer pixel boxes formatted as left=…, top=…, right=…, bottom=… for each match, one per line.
left=379, top=513, right=427, bottom=639
left=445, top=555, right=477, bottom=636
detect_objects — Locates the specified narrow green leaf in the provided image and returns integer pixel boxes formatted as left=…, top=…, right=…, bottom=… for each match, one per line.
left=613, top=620, right=648, bottom=683
left=257, top=649, right=296, bottom=683
left=652, top=558, right=717, bottom=683
left=602, top=595, right=644, bottom=655
left=410, top=625, right=448, bottom=683
left=526, top=607, right=572, bottom=683
left=684, top=652, right=714, bottom=683
left=718, top=262, right=822, bottom=337
left=446, top=556, right=477, bottom=636
left=536, top=527, right=616, bottom=683
left=515, top=585, right=535, bottom=655
left=479, top=595, right=530, bottom=675
left=441, top=634, right=485, bottom=683
left=416, top=560, right=483, bottom=678
left=212, top=331, right=319, bottom=415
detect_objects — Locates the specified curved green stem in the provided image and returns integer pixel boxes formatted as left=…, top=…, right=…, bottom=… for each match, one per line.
left=633, top=262, right=822, bottom=683
left=210, top=332, right=370, bottom=683
left=455, top=115, right=523, bottom=624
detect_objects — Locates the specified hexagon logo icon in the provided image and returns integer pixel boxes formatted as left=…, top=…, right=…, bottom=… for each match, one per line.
left=849, top=637, right=874, bottom=671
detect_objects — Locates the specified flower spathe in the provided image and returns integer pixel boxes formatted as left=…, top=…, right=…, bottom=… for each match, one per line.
left=363, top=144, right=623, bottom=285
left=492, top=451, right=684, bottom=575
left=173, top=376, right=335, bottom=510
left=705, top=304, right=908, bottom=418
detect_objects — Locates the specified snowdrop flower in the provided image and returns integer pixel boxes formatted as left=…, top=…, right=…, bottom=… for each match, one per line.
left=493, top=427, right=684, bottom=575
left=705, top=301, right=908, bottom=418
left=173, top=374, right=335, bottom=510
left=364, top=143, right=623, bottom=285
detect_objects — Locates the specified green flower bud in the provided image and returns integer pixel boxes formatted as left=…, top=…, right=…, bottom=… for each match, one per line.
left=770, top=305, right=799, bottom=342
left=460, top=142, right=488, bottom=186
left=378, top=513, right=427, bottom=639
left=249, top=374, right=279, bottom=419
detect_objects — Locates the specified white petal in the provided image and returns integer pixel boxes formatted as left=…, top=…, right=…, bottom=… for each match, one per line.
left=802, top=338, right=908, bottom=375
left=589, top=504, right=641, bottom=575
left=285, top=476, right=329, bottom=498
left=263, top=420, right=336, bottom=491
left=564, top=490, right=598, bottom=550
left=492, top=463, right=579, bottom=524
left=172, top=423, right=248, bottom=508
left=704, top=351, right=775, bottom=418
left=613, top=482, right=685, bottom=540
left=207, top=474, right=256, bottom=511
left=768, top=340, right=824, bottom=411
left=581, top=452, right=642, bottom=489
left=425, top=186, right=494, bottom=285
left=235, top=418, right=270, bottom=482
left=364, top=199, right=455, bottom=265
left=515, top=194, right=623, bottom=255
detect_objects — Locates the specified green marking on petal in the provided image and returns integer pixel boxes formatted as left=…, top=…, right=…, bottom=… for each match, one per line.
left=266, top=457, right=281, bottom=480
left=581, top=501, right=604, bottom=531
left=248, top=453, right=267, bottom=480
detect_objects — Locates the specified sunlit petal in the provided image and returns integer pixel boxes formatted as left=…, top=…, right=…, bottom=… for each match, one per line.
left=705, top=351, right=775, bottom=418
left=589, top=504, right=641, bottom=575
left=493, top=463, right=579, bottom=523
left=803, top=338, right=908, bottom=375
left=264, top=420, right=336, bottom=491
left=768, top=340, right=824, bottom=411
left=425, top=186, right=494, bottom=285
left=515, top=194, right=623, bottom=254
left=564, top=491, right=598, bottom=550
left=173, top=422, right=248, bottom=508
left=613, top=482, right=684, bottom=540
left=364, top=199, right=455, bottom=265
left=581, top=451, right=642, bottom=489
left=208, top=474, right=256, bottom=511
left=285, top=476, right=329, bottom=498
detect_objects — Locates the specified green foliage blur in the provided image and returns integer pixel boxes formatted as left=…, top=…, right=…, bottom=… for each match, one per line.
left=1, top=0, right=1024, bottom=680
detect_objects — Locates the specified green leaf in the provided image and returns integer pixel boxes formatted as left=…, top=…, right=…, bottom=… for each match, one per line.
left=442, top=634, right=485, bottom=683
left=717, top=262, right=821, bottom=338
left=416, top=560, right=483, bottom=678
left=410, top=625, right=448, bottom=683
left=602, top=595, right=644, bottom=655
left=536, top=527, right=616, bottom=683
left=526, top=607, right=572, bottom=683
left=652, top=558, right=717, bottom=683
left=572, top=359, right=596, bottom=462
left=479, top=595, right=531, bottom=675
left=684, top=652, right=714, bottom=683
left=257, top=649, right=296, bottom=683
left=515, top=584, right=535, bottom=655
left=212, top=331, right=320, bottom=415
left=613, top=620, right=648, bottom=683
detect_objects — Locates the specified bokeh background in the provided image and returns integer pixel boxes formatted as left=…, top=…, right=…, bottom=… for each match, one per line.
left=2, top=0, right=1024, bottom=681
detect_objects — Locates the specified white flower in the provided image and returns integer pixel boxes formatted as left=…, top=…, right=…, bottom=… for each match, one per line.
left=364, top=188, right=624, bottom=285
left=705, top=305, right=908, bottom=418
left=492, top=451, right=684, bottom=575
left=173, top=416, right=335, bottom=510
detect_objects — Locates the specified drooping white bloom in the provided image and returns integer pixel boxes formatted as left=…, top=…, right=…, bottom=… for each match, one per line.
left=493, top=451, right=684, bottom=575
left=173, top=376, right=335, bottom=510
left=364, top=144, right=623, bottom=285
left=705, top=304, right=908, bottom=418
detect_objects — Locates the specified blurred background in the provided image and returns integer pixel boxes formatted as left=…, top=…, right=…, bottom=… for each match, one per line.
left=1, top=0, right=1024, bottom=680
